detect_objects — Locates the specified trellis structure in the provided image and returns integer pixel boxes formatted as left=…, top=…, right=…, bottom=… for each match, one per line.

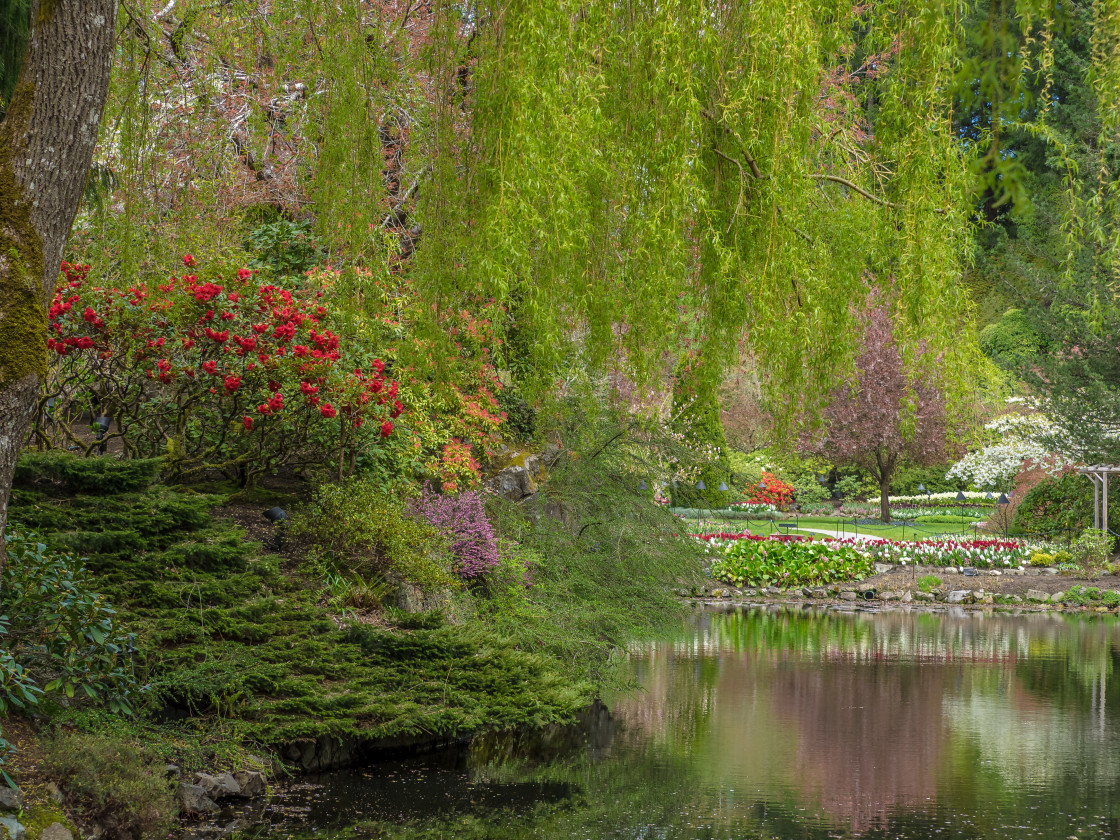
left=1078, top=466, right=1120, bottom=532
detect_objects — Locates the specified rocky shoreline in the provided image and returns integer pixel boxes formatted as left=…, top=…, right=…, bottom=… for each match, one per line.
left=684, top=563, right=1120, bottom=610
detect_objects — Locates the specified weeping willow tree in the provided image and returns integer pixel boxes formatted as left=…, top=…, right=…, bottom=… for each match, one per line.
left=69, top=0, right=1120, bottom=418
left=415, top=0, right=983, bottom=417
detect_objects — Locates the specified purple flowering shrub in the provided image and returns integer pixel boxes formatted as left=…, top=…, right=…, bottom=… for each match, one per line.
left=408, top=486, right=500, bottom=579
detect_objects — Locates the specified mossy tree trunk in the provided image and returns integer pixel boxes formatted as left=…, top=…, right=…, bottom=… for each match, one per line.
left=0, top=0, right=117, bottom=570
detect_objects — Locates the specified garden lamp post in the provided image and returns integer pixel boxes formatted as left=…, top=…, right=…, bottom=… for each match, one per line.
left=918, top=483, right=931, bottom=504
left=718, top=481, right=729, bottom=512
left=956, top=490, right=967, bottom=532
left=263, top=506, right=288, bottom=549
left=696, top=479, right=707, bottom=532
left=95, top=415, right=110, bottom=455
left=997, top=493, right=1010, bottom=537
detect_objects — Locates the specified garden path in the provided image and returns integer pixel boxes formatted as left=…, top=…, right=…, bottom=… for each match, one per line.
left=796, top=527, right=881, bottom=542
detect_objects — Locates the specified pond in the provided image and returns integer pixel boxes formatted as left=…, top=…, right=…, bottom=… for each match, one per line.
left=232, top=606, right=1120, bottom=839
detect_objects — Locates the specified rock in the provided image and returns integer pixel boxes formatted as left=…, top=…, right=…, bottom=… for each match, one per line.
left=840, top=591, right=858, bottom=601
left=1009, top=568, right=1025, bottom=576
left=801, top=587, right=813, bottom=597
left=856, top=582, right=876, bottom=592
left=741, top=589, right=757, bottom=597
left=990, top=569, right=1002, bottom=576
left=709, top=589, right=728, bottom=599
left=1009, top=595, right=1023, bottom=603
left=44, top=782, right=63, bottom=804
left=873, top=563, right=893, bottom=575
left=947, top=590, right=971, bottom=604
left=0, top=816, right=25, bottom=840
left=165, top=764, right=181, bottom=779
left=232, top=770, right=266, bottom=798
left=900, top=591, right=912, bottom=603
left=0, top=788, right=20, bottom=812
left=177, top=783, right=219, bottom=815
left=1026, top=589, right=1050, bottom=603
left=811, top=587, right=828, bottom=598
left=39, top=824, right=74, bottom=840
left=914, top=591, right=934, bottom=601
left=880, top=591, right=900, bottom=601
left=490, top=465, right=535, bottom=502
left=1051, top=591, right=1066, bottom=603
left=194, top=772, right=241, bottom=800
left=1043, top=568, right=1060, bottom=575
left=1026, top=568, right=1040, bottom=576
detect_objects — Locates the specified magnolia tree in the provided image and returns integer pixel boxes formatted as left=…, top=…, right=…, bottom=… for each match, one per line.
left=801, top=293, right=958, bottom=523
left=946, top=411, right=1073, bottom=490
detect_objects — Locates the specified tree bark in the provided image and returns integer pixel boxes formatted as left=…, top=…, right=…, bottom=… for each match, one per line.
left=0, top=0, right=118, bottom=569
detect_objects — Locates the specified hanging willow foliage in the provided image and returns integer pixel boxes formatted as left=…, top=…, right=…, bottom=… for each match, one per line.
left=83, top=0, right=1120, bottom=421
left=416, top=0, right=982, bottom=418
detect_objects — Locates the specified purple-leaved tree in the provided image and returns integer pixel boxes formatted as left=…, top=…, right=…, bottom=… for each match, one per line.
left=802, top=291, right=957, bottom=523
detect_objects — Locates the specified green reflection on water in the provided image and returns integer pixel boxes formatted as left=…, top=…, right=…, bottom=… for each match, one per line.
left=247, top=607, right=1120, bottom=840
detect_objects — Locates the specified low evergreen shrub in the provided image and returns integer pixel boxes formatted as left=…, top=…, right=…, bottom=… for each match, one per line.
left=40, top=730, right=177, bottom=839
left=14, top=451, right=161, bottom=494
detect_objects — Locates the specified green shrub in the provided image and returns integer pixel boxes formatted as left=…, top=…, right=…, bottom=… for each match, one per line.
left=292, top=477, right=456, bottom=588
left=1103, top=590, right=1120, bottom=607
left=2, top=529, right=138, bottom=714
left=14, top=452, right=160, bottom=494
left=1030, top=552, right=1055, bottom=567
left=1014, top=474, right=1120, bottom=537
left=917, top=574, right=942, bottom=592
left=40, top=730, right=177, bottom=839
left=889, top=462, right=960, bottom=495
left=709, top=539, right=873, bottom=588
left=978, top=308, right=1049, bottom=367
left=1072, top=528, right=1114, bottom=573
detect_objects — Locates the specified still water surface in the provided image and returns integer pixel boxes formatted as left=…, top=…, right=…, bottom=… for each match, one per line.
left=244, top=606, right=1120, bottom=839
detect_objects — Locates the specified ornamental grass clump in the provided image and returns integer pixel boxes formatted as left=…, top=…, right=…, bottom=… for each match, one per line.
left=409, top=487, right=500, bottom=579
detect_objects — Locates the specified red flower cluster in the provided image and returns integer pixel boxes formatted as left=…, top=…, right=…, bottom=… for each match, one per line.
left=47, top=257, right=405, bottom=475
left=746, top=471, right=796, bottom=510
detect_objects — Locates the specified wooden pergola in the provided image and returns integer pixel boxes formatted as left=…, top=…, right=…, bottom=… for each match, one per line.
left=1078, top=465, right=1120, bottom=531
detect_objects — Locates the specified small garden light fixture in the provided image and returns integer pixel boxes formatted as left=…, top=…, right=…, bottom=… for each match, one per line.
left=695, top=480, right=707, bottom=531
left=637, top=479, right=648, bottom=492
left=263, top=506, right=288, bottom=549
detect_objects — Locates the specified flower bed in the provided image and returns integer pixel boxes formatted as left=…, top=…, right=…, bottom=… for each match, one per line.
left=851, top=538, right=1034, bottom=568
left=709, top=538, right=873, bottom=589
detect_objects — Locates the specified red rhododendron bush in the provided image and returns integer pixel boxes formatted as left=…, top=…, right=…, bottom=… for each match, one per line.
left=37, top=259, right=421, bottom=484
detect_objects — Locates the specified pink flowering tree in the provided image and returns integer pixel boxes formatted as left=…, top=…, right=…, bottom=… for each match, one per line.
left=801, top=291, right=957, bottom=523
left=38, top=258, right=403, bottom=484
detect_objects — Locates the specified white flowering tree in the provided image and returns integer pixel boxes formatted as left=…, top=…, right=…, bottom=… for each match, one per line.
left=946, top=413, right=1073, bottom=490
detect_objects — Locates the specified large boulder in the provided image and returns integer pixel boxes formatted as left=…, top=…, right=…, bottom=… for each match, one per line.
left=177, top=783, right=219, bottom=815
left=194, top=772, right=241, bottom=800
left=232, top=770, right=266, bottom=798
left=0, top=789, right=20, bottom=812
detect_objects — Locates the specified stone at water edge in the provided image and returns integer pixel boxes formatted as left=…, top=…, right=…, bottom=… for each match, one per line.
left=840, top=591, right=858, bottom=601
left=38, top=824, right=73, bottom=840
left=232, top=770, right=266, bottom=798
left=177, top=783, right=219, bottom=815
left=1025, top=589, right=1050, bottom=603
left=1009, top=595, right=1023, bottom=603
left=947, top=590, right=971, bottom=604
left=900, top=591, right=912, bottom=603
left=195, top=772, right=242, bottom=800
left=879, top=591, right=900, bottom=601
left=1051, top=591, right=1066, bottom=603
left=0, top=788, right=20, bottom=812
left=0, top=816, right=25, bottom=840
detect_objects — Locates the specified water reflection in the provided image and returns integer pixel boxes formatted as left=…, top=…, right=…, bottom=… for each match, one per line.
left=242, top=607, right=1120, bottom=840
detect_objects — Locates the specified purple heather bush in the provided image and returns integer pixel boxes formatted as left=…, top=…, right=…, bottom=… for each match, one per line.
left=408, top=486, right=500, bottom=579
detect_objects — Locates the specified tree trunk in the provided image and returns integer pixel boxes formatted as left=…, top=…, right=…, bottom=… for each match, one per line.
left=874, top=449, right=896, bottom=524
left=0, top=0, right=118, bottom=569
left=879, top=478, right=891, bottom=524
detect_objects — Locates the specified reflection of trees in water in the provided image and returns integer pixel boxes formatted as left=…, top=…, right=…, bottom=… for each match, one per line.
left=769, top=662, right=944, bottom=833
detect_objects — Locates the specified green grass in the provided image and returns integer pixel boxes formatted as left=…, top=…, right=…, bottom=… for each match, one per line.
left=683, top=514, right=980, bottom=541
